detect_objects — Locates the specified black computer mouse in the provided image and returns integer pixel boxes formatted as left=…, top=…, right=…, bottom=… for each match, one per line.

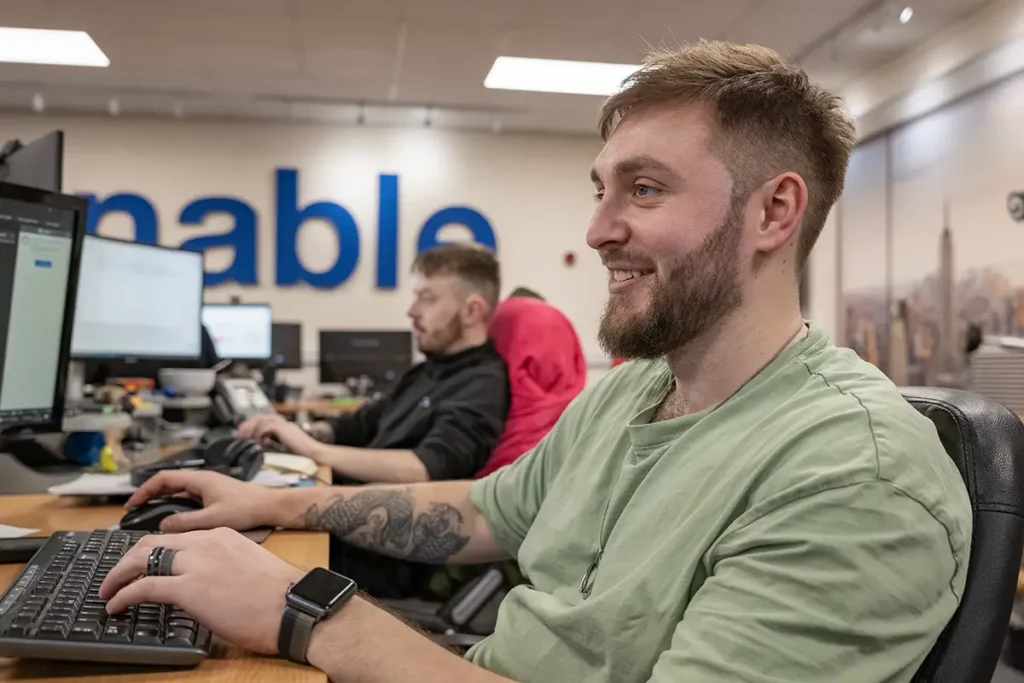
left=120, top=497, right=204, bottom=532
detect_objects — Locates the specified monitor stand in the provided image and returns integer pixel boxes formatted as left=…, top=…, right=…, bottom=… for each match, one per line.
left=0, top=436, right=82, bottom=495
left=65, top=360, right=85, bottom=403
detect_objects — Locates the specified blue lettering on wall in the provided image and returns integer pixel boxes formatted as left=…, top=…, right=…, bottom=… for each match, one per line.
left=179, top=197, right=258, bottom=287
left=418, top=206, right=497, bottom=253
left=377, top=174, right=400, bottom=289
left=80, top=193, right=159, bottom=244
left=274, top=168, right=360, bottom=289
left=81, top=167, right=496, bottom=290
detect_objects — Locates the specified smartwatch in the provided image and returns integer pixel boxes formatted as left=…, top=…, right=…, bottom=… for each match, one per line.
left=278, top=568, right=358, bottom=664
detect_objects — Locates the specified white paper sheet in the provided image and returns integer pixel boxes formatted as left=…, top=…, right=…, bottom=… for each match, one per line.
left=47, top=474, right=135, bottom=497
left=47, top=471, right=302, bottom=497
left=0, top=524, right=39, bottom=538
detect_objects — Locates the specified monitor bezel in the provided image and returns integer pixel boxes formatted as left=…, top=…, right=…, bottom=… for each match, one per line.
left=70, top=234, right=206, bottom=362
left=0, top=180, right=86, bottom=437
left=201, top=302, right=274, bottom=361
left=0, top=131, right=64, bottom=192
left=271, top=321, right=304, bottom=370
left=317, top=329, right=414, bottom=385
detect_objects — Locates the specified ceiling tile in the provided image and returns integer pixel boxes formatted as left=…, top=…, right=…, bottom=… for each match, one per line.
left=509, top=0, right=634, bottom=32
left=627, top=0, right=761, bottom=48
left=406, top=0, right=520, bottom=26
left=397, top=21, right=510, bottom=102
left=726, top=0, right=870, bottom=56
left=292, top=0, right=411, bottom=20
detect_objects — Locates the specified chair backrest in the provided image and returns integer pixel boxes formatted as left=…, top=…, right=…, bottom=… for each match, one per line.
left=903, top=387, right=1024, bottom=683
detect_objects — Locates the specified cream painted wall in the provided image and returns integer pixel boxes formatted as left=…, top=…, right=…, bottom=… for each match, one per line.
left=1, top=115, right=613, bottom=388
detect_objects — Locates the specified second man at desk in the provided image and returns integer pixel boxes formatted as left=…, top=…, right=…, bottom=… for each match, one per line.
left=239, top=243, right=510, bottom=485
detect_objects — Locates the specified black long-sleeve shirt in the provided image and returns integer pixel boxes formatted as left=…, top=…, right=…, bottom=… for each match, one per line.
left=329, top=341, right=510, bottom=481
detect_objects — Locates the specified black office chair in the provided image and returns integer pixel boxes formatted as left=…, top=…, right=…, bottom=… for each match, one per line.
left=903, top=387, right=1024, bottom=683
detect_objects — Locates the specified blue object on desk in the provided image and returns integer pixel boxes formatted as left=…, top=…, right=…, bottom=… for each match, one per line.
left=64, top=431, right=104, bottom=467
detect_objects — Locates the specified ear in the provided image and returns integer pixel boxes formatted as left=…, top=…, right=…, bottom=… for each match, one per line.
left=462, top=293, right=488, bottom=324
left=753, top=172, right=807, bottom=258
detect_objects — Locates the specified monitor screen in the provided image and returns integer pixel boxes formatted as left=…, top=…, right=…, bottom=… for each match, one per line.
left=0, top=131, right=63, bottom=192
left=0, top=182, right=85, bottom=435
left=71, top=236, right=204, bottom=360
left=202, top=304, right=272, bottom=360
left=319, top=330, right=413, bottom=388
left=272, top=322, right=303, bottom=369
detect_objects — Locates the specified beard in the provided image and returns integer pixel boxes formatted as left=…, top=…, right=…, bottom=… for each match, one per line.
left=417, top=314, right=464, bottom=356
left=597, top=201, right=745, bottom=360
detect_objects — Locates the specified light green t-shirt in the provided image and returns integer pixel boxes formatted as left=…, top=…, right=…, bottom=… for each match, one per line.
left=467, top=324, right=972, bottom=683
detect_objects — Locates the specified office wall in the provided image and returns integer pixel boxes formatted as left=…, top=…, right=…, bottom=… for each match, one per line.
left=0, top=114, right=614, bottom=386
left=834, top=66, right=1024, bottom=386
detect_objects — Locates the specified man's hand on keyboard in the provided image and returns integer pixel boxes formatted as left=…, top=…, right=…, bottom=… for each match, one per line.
left=123, top=470, right=284, bottom=533
left=238, top=413, right=322, bottom=457
left=98, top=528, right=303, bottom=655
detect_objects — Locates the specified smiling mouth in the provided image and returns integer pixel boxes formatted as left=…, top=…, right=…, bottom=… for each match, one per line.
left=609, top=269, right=655, bottom=283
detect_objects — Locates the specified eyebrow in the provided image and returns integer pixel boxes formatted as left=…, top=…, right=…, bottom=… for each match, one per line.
left=590, top=154, right=676, bottom=184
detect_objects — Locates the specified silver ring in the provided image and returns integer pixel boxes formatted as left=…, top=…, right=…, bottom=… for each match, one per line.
left=146, top=547, right=164, bottom=577
left=146, top=546, right=177, bottom=577
left=157, top=548, right=177, bottom=577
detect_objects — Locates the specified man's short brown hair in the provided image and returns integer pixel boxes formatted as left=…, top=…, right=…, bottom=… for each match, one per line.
left=412, top=243, right=501, bottom=311
left=599, top=40, right=857, bottom=269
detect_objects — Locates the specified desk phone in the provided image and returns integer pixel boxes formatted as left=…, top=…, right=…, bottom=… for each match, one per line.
left=212, top=377, right=275, bottom=425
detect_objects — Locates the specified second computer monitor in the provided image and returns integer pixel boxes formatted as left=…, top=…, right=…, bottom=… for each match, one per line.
left=71, top=236, right=204, bottom=360
left=319, top=330, right=413, bottom=389
left=271, top=323, right=303, bottom=369
left=0, top=181, right=86, bottom=435
left=202, top=304, right=272, bottom=361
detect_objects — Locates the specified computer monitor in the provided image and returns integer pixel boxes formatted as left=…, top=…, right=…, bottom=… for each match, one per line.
left=202, top=304, right=272, bottom=361
left=0, top=131, right=64, bottom=192
left=0, top=181, right=86, bottom=436
left=271, top=322, right=303, bottom=369
left=71, top=236, right=204, bottom=361
left=319, top=330, right=413, bottom=388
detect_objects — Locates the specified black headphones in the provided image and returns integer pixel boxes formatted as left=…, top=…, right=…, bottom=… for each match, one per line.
left=202, top=437, right=265, bottom=480
left=129, top=437, right=265, bottom=487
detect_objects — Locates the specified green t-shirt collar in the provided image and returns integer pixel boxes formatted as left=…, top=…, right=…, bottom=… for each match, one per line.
left=627, top=322, right=826, bottom=453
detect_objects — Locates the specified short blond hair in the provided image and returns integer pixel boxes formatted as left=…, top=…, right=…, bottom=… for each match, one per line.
left=599, top=40, right=857, bottom=269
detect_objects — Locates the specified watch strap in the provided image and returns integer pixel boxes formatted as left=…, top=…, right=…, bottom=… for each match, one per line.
left=278, top=605, right=317, bottom=665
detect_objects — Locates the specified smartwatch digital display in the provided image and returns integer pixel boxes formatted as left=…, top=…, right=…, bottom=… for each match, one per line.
left=288, top=568, right=357, bottom=618
left=278, top=568, right=358, bottom=665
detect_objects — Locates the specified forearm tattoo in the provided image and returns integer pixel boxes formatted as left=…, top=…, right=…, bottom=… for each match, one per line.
left=304, top=488, right=470, bottom=563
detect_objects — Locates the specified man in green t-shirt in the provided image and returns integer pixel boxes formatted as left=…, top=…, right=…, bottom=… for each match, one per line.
left=100, top=40, right=971, bottom=683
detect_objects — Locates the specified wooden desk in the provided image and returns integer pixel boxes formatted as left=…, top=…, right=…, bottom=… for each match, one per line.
left=0, top=488, right=330, bottom=682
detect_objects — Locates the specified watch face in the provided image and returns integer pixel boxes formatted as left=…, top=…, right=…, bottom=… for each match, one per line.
left=290, top=568, right=356, bottom=610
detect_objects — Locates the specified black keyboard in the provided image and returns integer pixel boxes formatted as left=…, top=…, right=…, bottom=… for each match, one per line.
left=0, top=530, right=211, bottom=666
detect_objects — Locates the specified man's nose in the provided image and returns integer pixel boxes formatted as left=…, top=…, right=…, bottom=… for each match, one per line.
left=586, top=200, right=630, bottom=252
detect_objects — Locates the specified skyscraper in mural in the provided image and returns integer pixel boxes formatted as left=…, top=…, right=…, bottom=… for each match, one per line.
left=939, top=201, right=956, bottom=373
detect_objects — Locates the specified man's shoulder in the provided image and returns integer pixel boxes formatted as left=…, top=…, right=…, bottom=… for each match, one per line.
left=764, top=338, right=971, bottom=554
left=791, top=338, right=952, bottom=479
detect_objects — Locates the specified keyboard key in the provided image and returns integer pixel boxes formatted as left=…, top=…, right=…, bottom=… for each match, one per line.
left=133, top=627, right=161, bottom=646
left=165, top=628, right=195, bottom=647
left=102, top=625, right=132, bottom=643
left=37, top=622, right=69, bottom=639
left=70, top=622, right=102, bottom=641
